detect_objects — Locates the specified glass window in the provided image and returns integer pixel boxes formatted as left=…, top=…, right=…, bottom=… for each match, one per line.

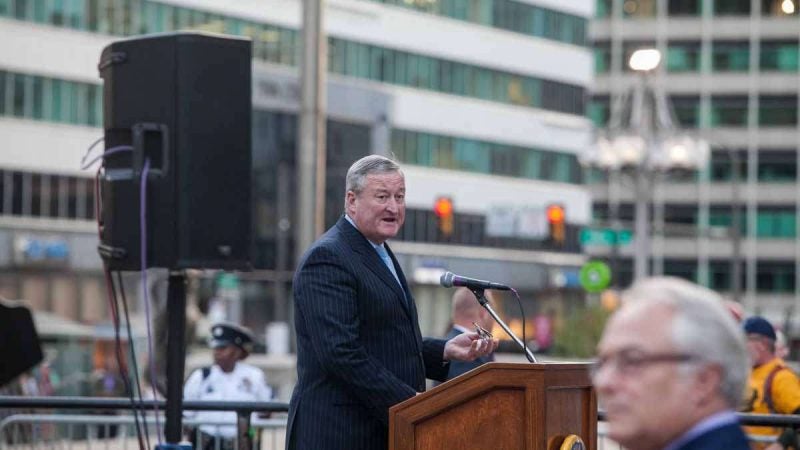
left=710, top=96, right=748, bottom=126
left=670, top=96, right=700, bottom=128
left=760, top=41, right=799, bottom=71
left=712, top=41, right=750, bottom=71
left=588, top=96, right=610, bottom=127
left=395, top=128, right=577, bottom=182
left=0, top=71, right=6, bottom=115
left=667, top=41, right=701, bottom=72
left=0, top=1, right=584, bottom=116
left=12, top=73, right=25, bottom=117
left=63, top=81, right=77, bottom=123
left=86, top=0, right=98, bottom=31
left=623, top=0, right=657, bottom=18
left=394, top=52, right=408, bottom=85
left=50, top=78, right=63, bottom=122
left=31, top=76, right=42, bottom=119
left=595, top=42, right=611, bottom=73
left=329, top=38, right=344, bottom=74
left=596, top=0, right=611, bottom=16
left=759, top=95, right=798, bottom=126
left=31, top=0, right=44, bottom=22
left=67, top=0, right=83, bottom=29
left=709, top=150, right=747, bottom=181
left=552, top=153, right=573, bottom=182
left=345, top=41, right=361, bottom=78
left=715, top=0, right=750, bottom=14
left=758, top=151, right=797, bottom=181
left=669, top=0, right=701, bottom=15
left=0, top=0, right=9, bottom=15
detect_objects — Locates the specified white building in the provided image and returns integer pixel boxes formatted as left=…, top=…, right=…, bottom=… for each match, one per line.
left=589, top=0, right=800, bottom=330
left=0, top=0, right=593, bottom=350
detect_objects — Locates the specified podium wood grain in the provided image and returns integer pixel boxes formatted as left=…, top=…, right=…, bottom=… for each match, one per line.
left=388, top=362, right=596, bottom=450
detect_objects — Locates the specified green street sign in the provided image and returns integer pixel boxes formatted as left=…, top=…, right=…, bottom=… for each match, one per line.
left=217, top=272, right=239, bottom=290
left=579, top=228, right=632, bottom=246
left=580, top=261, right=612, bottom=293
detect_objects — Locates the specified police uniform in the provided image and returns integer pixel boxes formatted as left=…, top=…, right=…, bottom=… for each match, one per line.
left=183, top=323, right=272, bottom=447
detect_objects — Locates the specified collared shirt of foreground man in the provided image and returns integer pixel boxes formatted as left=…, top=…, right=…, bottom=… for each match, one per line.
left=286, top=155, right=498, bottom=450
left=593, top=277, right=751, bottom=450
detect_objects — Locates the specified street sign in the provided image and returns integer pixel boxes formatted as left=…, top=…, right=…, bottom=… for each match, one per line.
left=579, top=228, right=632, bottom=246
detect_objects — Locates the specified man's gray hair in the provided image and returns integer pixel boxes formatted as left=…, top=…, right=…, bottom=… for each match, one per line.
left=622, top=277, right=749, bottom=409
left=344, top=155, right=402, bottom=207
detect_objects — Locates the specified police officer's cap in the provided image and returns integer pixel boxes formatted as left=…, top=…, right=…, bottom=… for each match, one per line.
left=208, top=322, right=255, bottom=355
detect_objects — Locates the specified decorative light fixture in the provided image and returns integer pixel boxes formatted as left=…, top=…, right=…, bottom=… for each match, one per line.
left=581, top=48, right=710, bottom=281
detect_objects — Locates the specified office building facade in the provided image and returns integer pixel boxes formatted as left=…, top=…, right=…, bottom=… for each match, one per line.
left=589, top=0, right=800, bottom=327
left=0, top=0, right=593, bottom=343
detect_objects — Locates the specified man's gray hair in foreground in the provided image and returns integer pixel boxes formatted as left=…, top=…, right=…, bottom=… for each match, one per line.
left=344, top=155, right=402, bottom=207
left=622, top=277, right=749, bottom=408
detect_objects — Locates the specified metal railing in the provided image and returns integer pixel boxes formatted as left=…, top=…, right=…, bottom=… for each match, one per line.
left=0, top=396, right=289, bottom=450
left=3, top=397, right=800, bottom=450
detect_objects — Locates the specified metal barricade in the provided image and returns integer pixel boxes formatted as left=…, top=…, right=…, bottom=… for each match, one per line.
left=0, top=414, right=288, bottom=450
left=3, top=396, right=800, bottom=450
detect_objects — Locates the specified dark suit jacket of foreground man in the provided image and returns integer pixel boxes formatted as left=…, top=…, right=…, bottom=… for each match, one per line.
left=286, top=217, right=449, bottom=450
left=674, top=422, right=750, bottom=450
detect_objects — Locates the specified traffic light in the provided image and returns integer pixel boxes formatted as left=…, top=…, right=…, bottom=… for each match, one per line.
left=434, top=197, right=454, bottom=238
left=546, top=204, right=565, bottom=246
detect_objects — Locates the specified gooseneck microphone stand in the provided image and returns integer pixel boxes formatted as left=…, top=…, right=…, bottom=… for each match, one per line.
left=470, top=288, right=537, bottom=363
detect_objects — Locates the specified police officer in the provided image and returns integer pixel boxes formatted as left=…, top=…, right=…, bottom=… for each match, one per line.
left=183, top=323, right=272, bottom=450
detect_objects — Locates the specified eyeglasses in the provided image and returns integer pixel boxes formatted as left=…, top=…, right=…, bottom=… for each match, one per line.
left=590, top=349, right=698, bottom=379
left=473, top=322, right=493, bottom=340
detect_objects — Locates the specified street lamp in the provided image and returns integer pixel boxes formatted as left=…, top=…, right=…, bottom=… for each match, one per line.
left=581, top=48, right=710, bottom=282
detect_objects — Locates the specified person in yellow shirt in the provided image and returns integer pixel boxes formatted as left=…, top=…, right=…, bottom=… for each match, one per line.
left=742, top=316, right=800, bottom=450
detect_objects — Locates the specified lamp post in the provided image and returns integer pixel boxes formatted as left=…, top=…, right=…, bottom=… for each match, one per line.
left=582, top=48, right=710, bottom=282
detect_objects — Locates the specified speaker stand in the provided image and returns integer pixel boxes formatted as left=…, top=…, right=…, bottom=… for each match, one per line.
left=164, top=270, right=187, bottom=444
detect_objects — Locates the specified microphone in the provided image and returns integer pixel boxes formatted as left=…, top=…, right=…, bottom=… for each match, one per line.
left=439, top=271, right=511, bottom=291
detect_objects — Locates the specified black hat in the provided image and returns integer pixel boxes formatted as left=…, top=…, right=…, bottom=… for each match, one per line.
left=743, top=316, right=777, bottom=341
left=209, top=322, right=254, bottom=356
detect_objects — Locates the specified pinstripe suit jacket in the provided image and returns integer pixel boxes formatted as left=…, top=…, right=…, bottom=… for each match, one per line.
left=286, top=217, right=449, bottom=450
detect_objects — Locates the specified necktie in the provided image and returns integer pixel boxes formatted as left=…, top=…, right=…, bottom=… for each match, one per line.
left=376, top=245, right=402, bottom=288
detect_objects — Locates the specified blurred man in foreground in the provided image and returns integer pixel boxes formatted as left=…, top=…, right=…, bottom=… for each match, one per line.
left=593, top=277, right=750, bottom=450
left=741, top=316, right=800, bottom=450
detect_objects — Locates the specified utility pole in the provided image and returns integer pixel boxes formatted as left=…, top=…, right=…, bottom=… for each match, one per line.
left=297, top=0, right=327, bottom=262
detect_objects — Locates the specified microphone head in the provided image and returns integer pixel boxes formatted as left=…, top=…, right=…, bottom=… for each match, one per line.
left=440, top=271, right=455, bottom=288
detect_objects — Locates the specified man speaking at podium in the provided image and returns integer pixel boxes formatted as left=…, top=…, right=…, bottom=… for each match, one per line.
left=287, top=155, right=498, bottom=450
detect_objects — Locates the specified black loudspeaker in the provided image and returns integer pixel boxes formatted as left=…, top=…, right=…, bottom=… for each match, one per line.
left=0, top=300, right=43, bottom=388
left=98, top=33, right=252, bottom=271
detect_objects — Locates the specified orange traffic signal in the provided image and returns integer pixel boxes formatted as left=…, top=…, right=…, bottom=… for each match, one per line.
left=546, top=204, right=565, bottom=224
left=546, top=204, right=565, bottom=246
left=434, top=197, right=454, bottom=237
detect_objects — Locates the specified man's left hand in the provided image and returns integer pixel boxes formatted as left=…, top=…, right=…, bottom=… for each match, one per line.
left=443, top=332, right=499, bottom=361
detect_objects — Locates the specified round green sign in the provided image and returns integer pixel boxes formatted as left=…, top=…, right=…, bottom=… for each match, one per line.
left=579, top=261, right=612, bottom=293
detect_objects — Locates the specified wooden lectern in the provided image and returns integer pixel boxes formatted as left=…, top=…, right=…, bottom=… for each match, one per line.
left=389, top=362, right=596, bottom=450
